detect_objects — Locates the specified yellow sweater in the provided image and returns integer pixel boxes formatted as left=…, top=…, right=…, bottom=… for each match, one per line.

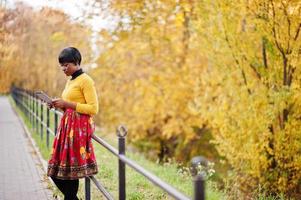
left=62, top=73, right=98, bottom=115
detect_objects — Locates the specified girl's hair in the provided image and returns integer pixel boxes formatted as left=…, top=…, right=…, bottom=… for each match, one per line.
left=58, top=47, right=82, bottom=65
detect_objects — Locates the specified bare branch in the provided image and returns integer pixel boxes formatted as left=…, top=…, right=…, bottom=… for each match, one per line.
left=270, top=0, right=284, bottom=53
left=294, top=23, right=301, bottom=41
left=281, top=1, right=291, bottom=53
left=270, top=0, right=289, bottom=86
left=262, top=37, right=268, bottom=69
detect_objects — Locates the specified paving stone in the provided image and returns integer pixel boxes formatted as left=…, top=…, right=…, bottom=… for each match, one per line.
left=0, top=97, right=53, bottom=200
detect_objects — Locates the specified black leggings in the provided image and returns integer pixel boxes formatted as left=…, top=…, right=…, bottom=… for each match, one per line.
left=51, top=176, right=79, bottom=200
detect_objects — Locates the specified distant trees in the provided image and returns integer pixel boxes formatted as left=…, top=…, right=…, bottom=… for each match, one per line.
left=0, top=3, right=92, bottom=95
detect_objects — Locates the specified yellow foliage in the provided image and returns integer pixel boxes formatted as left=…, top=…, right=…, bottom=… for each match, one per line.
left=190, top=0, right=301, bottom=197
left=0, top=5, right=92, bottom=96
left=1, top=0, right=300, bottom=198
left=50, top=31, right=66, bottom=43
left=92, top=0, right=301, bottom=198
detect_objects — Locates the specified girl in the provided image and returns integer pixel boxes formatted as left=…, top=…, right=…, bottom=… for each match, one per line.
left=47, top=47, right=98, bottom=200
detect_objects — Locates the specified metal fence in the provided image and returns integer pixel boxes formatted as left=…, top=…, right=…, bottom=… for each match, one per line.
left=11, top=86, right=206, bottom=200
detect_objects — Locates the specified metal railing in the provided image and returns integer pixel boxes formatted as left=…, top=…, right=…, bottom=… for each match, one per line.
left=11, top=86, right=206, bottom=200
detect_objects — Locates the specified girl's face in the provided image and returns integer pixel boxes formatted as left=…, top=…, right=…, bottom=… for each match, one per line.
left=60, top=63, right=78, bottom=76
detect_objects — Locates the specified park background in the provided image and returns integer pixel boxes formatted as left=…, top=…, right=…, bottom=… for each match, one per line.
left=0, top=0, right=300, bottom=199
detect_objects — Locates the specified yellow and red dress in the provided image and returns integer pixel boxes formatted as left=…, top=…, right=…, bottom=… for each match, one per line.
left=47, top=73, right=99, bottom=180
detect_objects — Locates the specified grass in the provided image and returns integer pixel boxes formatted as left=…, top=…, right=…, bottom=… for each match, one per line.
left=9, top=94, right=223, bottom=200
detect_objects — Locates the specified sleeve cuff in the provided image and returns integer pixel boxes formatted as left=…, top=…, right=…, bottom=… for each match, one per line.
left=75, top=102, right=80, bottom=112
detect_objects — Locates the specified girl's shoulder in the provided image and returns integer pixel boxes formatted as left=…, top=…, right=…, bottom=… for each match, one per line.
left=78, top=73, right=95, bottom=86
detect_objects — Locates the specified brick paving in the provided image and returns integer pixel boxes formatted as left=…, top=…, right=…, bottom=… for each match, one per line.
left=0, top=96, right=53, bottom=200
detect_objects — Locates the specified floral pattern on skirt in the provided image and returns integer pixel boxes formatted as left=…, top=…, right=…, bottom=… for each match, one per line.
left=47, top=108, right=98, bottom=180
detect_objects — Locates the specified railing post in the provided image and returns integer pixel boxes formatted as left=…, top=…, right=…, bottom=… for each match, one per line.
left=29, top=91, right=33, bottom=130
left=117, top=125, right=127, bottom=200
left=17, top=90, right=19, bottom=106
left=15, top=89, right=18, bottom=107
left=35, top=97, right=39, bottom=134
left=25, top=90, right=30, bottom=117
left=191, top=156, right=207, bottom=200
left=194, top=174, right=205, bottom=200
left=27, top=92, right=29, bottom=119
left=54, top=111, right=58, bottom=136
left=30, top=92, right=33, bottom=130
left=21, top=91, right=23, bottom=111
left=46, top=107, right=50, bottom=148
left=20, top=91, right=23, bottom=112
left=31, top=92, right=35, bottom=132
left=23, top=91, right=25, bottom=113
left=85, top=177, right=91, bottom=200
left=19, top=90, right=22, bottom=110
left=28, top=92, right=30, bottom=118
left=40, top=102, right=43, bottom=139
left=33, top=94, right=35, bottom=131
left=24, top=91, right=26, bottom=116
left=21, top=90, right=24, bottom=112
left=21, top=91, right=24, bottom=112
left=26, top=91, right=29, bottom=118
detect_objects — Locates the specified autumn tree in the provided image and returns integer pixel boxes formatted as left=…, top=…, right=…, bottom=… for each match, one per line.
left=91, top=0, right=301, bottom=198
left=0, top=3, right=92, bottom=96
left=90, top=0, right=220, bottom=166
left=190, top=0, right=301, bottom=197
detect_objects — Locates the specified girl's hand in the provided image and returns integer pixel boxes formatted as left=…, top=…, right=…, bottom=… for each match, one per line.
left=47, top=103, right=54, bottom=109
left=52, top=99, right=66, bottom=109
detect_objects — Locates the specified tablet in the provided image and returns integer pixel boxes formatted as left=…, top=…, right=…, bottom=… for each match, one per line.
left=35, top=91, right=53, bottom=104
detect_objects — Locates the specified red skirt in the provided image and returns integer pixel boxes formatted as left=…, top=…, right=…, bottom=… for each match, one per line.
left=47, top=108, right=98, bottom=180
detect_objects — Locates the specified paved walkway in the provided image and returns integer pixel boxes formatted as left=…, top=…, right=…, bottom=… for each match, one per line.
left=0, top=96, right=53, bottom=200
